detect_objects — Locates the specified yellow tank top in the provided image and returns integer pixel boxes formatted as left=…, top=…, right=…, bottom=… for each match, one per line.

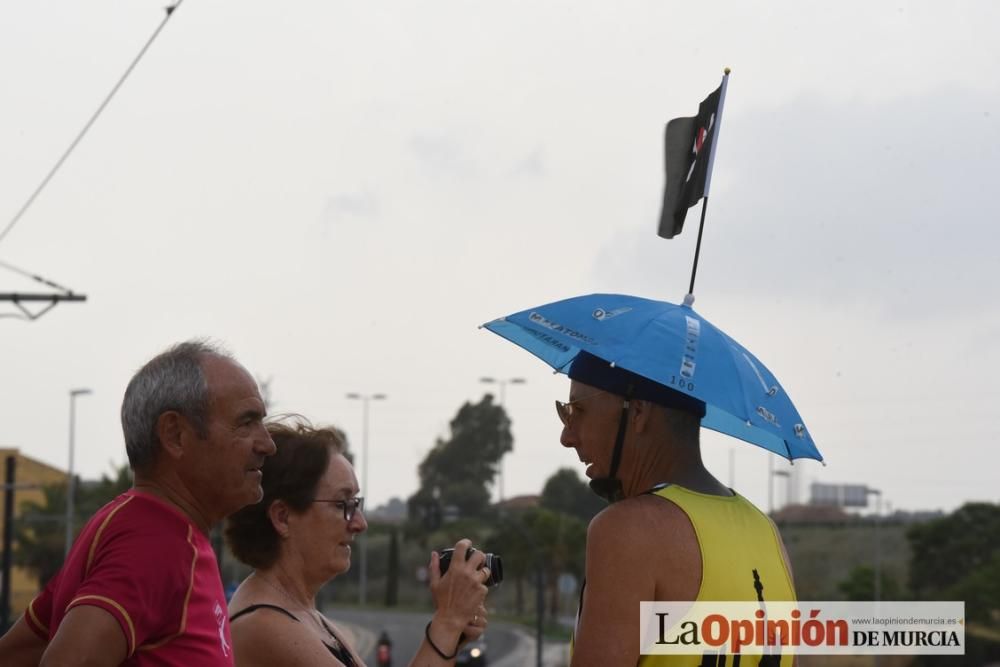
left=573, top=485, right=797, bottom=667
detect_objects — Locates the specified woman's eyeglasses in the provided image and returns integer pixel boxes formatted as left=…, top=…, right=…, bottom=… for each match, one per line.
left=311, top=497, right=364, bottom=522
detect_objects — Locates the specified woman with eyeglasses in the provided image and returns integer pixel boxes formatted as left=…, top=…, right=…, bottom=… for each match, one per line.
left=225, top=419, right=489, bottom=667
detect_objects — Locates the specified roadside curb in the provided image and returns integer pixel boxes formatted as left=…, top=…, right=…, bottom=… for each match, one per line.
left=492, top=625, right=570, bottom=667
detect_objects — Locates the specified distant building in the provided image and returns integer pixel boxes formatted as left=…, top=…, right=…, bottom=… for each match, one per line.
left=368, top=497, right=408, bottom=523
left=885, top=509, right=946, bottom=524
left=495, top=494, right=540, bottom=512
left=809, top=482, right=871, bottom=508
left=0, top=448, right=68, bottom=617
left=772, top=503, right=853, bottom=525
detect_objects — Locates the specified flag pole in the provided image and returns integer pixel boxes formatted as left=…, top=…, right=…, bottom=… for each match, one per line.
left=687, top=197, right=711, bottom=296
left=686, top=68, right=731, bottom=300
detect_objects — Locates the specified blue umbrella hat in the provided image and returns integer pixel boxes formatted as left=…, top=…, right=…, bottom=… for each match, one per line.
left=482, top=293, right=822, bottom=499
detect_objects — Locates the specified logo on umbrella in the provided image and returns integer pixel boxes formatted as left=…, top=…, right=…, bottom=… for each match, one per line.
left=681, top=316, right=701, bottom=379
left=529, top=312, right=596, bottom=344
left=592, top=307, right=632, bottom=321
left=756, top=405, right=781, bottom=428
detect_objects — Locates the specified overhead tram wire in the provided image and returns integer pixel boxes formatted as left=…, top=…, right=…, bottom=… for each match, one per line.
left=0, top=258, right=86, bottom=320
left=0, top=258, right=74, bottom=293
left=0, top=1, right=186, bottom=247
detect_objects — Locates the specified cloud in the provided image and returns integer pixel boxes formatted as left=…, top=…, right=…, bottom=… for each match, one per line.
left=322, top=191, right=381, bottom=225
left=408, top=132, right=479, bottom=178
left=506, top=146, right=546, bottom=180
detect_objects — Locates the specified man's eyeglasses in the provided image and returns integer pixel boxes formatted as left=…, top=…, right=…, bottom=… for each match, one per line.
left=311, top=497, right=364, bottom=522
left=554, top=389, right=606, bottom=426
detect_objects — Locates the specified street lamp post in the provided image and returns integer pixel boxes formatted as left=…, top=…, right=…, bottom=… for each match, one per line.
left=866, top=487, right=884, bottom=667
left=767, top=455, right=774, bottom=514
left=771, top=469, right=791, bottom=513
left=66, top=388, right=92, bottom=558
left=866, top=487, right=884, bottom=602
left=346, top=392, right=386, bottom=606
left=478, top=377, right=525, bottom=503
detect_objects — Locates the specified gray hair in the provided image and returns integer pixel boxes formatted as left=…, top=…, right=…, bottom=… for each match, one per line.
left=120, top=339, right=234, bottom=473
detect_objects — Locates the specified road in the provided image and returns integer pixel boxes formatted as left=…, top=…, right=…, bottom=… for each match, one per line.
left=323, top=606, right=569, bottom=666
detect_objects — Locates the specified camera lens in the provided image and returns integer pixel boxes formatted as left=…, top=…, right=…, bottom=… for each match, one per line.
left=437, top=547, right=503, bottom=588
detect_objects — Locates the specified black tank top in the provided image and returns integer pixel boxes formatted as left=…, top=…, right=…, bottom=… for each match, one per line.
left=230, top=603, right=357, bottom=667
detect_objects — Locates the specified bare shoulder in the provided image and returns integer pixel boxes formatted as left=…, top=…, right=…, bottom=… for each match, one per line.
left=589, top=493, right=697, bottom=552
left=230, top=606, right=341, bottom=667
left=572, top=495, right=701, bottom=665
left=587, top=493, right=701, bottom=600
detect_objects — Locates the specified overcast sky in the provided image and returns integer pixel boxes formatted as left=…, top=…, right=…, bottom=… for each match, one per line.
left=2, top=1, right=997, bottom=517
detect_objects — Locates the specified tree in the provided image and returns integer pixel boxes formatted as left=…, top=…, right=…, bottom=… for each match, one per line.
left=907, top=502, right=1000, bottom=597
left=14, top=484, right=69, bottom=585
left=409, top=395, right=512, bottom=523
left=15, top=464, right=132, bottom=585
left=948, top=551, right=1000, bottom=625
left=483, top=506, right=586, bottom=618
left=526, top=507, right=587, bottom=617
left=908, top=502, right=1000, bottom=627
left=540, top=467, right=606, bottom=523
left=484, top=511, right=537, bottom=615
left=836, top=565, right=900, bottom=601
left=384, top=528, right=399, bottom=607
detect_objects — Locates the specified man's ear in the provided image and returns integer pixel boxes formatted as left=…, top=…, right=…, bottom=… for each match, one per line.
left=156, top=411, right=187, bottom=461
left=631, top=398, right=654, bottom=435
left=267, top=500, right=291, bottom=539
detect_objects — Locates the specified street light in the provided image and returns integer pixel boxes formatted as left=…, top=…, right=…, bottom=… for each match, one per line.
left=866, top=487, right=884, bottom=602
left=479, top=377, right=525, bottom=503
left=66, top=388, right=92, bottom=558
left=866, top=487, right=884, bottom=667
left=771, top=469, right=791, bottom=513
left=346, top=392, right=386, bottom=606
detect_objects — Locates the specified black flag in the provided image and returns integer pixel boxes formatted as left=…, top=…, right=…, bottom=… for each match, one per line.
left=658, top=84, right=723, bottom=239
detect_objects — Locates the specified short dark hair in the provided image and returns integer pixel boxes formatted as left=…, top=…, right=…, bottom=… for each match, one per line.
left=225, top=418, right=345, bottom=569
left=120, top=340, right=233, bottom=474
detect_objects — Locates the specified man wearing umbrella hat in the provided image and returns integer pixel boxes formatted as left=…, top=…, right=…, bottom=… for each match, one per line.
left=557, top=351, right=797, bottom=666
left=484, top=293, right=819, bottom=665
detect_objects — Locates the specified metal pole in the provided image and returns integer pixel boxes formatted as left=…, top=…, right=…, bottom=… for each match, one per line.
left=65, top=389, right=92, bottom=558
left=687, top=197, right=711, bottom=297
left=874, top=493, right=882, bottom=603
left=771, top=470, right=790, bottom=512
left=2, top=456, right=16, bottom=629
left=66, top=394, right=77, bottom=557
left=347, top=392, right=385, bottom=607
left=536, top=560, right=544, bottom=667
left=479, top=377, right=525, bottom=504
left=767, top=455, right=774, bottom=514
left=498, top=381, right=506, bottom=502
left=872, top=490, right=883, bottom=667
left=360, top=396, right=369, bottom=606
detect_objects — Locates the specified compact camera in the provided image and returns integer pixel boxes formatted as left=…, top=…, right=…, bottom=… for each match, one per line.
left=438, top=547, right=503, bottom=588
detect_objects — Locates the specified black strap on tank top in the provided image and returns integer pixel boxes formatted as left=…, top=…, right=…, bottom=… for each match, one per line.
left=229, top=604, right=356, bottom=666
left=317, top=616, right=356, bottom=667
left=230, top=603, right=299, bottom=623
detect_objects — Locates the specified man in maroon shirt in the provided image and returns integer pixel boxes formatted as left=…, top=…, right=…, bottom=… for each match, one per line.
left=0, top=340, right=276, bottom=666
